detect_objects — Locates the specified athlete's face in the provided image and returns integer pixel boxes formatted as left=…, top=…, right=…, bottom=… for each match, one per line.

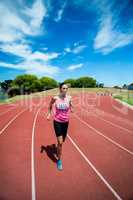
left=60, top=84, right=68, bottom=95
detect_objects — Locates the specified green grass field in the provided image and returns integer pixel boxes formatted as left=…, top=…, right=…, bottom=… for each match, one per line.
left=113, top=89, right=133, bottom=106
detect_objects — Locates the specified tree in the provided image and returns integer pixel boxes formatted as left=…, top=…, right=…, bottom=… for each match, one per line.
left=128, top=83, right=133, bottom=90
left=113, top=86, right=121, bottom=89
left=0, top=80, right=13, bottom=92
left=64, top=79, right=76, bottom=87
left=75, top=76, right=96, bottom=88
left=40, top=77, right=58, bottom=90
left=12, top=74, right=38, bottom=94
left=8, top=87, right=20, bottom=97
left=31, top=80, right=42, bottom=92
left=99, top=83, right=104, bottom=88
left=122, top=84, right=128, bottom=89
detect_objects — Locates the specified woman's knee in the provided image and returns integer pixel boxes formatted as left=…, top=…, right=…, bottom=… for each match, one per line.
left=57, top=136, right=63, bottom=145
left=58, top=141, right=63, bottom=146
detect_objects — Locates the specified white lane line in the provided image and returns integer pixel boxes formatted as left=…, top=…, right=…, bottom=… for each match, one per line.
left=74, top=113, right=133, bottom=156
left=0, top=103, right=17, bottom=108
left=67, top=134, right=123, bottom=200
left=79, top=106, right=133, bottom=135
left=96, top=108, right=133, bottom=128
left=31, top=107, right=41, bottom=200
left=0, top=107, right=17, bottom=117
left=74, top=94, right=133, bottom=128
left=0, top=109, right=27, bottom=135
left=95, top=113, right=133, bottom=135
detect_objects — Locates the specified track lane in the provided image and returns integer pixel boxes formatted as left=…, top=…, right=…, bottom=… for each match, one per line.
left=98, top=96, right=133, bottom=122
left=75, top=107, right=133, bottom=152
left=0, top=103, right=17, bottom=112
left=73, top=92, right=133, bottom=130
left=0, top=106, right=18, bottom=117
left=0, top=108, right=38, bottom=200
left=33, top=108, right=118, bottom=200
left=0, top=107, right=26, bottom=130
left=76, top=100, right=133, bottom=134
left=97, top=111, right=133, bottom=132
left=73, top=93, right=133, bottom=132
left=69, top=114, right=133, bottom=199
left=0, top=94, right=133, bottom=200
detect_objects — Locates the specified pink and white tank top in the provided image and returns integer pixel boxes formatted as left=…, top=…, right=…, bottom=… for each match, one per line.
left=53, top=95, right=71, bottom=122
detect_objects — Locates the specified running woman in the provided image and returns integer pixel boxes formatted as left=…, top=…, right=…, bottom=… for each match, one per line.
left=46, top=82, right=73, bottom=170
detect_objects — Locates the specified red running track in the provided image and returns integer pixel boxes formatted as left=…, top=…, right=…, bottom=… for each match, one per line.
left=0, top=93, right=133, bottom=200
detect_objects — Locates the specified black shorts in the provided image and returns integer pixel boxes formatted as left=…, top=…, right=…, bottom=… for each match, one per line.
left=53, top=120, right=69, bottom=139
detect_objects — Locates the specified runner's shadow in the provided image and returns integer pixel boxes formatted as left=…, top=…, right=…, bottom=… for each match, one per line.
left=40, top=144, right=58, bottom=163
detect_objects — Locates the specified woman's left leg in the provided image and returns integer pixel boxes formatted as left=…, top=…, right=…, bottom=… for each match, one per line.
left=55, top=121, right=69, bottom=170
left=56, top=136, right=63, bottom=170
left=57, top=135, right=63, bottom=160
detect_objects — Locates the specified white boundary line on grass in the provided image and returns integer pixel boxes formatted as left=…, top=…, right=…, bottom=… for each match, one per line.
left=113, top=98, right=133, bottom=110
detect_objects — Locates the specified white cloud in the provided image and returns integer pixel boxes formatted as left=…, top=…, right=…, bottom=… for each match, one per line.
left=0, top=28, right=22, bottom=43
left=54, top=1, right=67, bottom=22
left=94, top=15, right=133, bottom=54
left=0, top=60, right=59, bottom=76
left=0, top=40, right=59, bottom=61
left=93, top=0, right=133, bottom=54
left=21, top=60, right=59, bottom=76
left=74, top=42, right=79, bottom=46
left=64, top=44, right=87, bottom=54
left=0, top=0, right=47, bottom=43
left=42, top=47, right=48, bottom=51
left=67, top=63, right=83, bottom=70
left=23, top=0, right=46, bottom=32
left=0, top=4, right=25, bottom=42
left=0, top=42, right=32, bottom=58
left=0, top=0, right=60, bottom=77
left=72, top=45, right=87, bottom=54
left=0, top=41, right=60, bottom=75
left=29, top=51, right=60, bottom=61
left=64, top=47, right=71, bottom=53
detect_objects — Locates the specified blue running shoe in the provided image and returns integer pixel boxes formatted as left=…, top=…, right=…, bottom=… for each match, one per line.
left=57, top=160, right=63, bottom=170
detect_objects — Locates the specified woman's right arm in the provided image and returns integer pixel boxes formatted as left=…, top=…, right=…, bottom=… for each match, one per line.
left=46, top=97, right=56, bottom=120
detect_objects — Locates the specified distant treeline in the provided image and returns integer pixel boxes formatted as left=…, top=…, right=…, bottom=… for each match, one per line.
left=0, top=74, right=103, bottom=97
left=114, top=83, right=133, bottom=90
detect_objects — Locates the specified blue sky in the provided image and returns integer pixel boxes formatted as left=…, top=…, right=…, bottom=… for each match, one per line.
left=0, top=0, right=133, bottom=86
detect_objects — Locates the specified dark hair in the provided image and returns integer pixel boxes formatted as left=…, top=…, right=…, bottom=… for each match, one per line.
left=59, top=82, right=67, bottom=89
